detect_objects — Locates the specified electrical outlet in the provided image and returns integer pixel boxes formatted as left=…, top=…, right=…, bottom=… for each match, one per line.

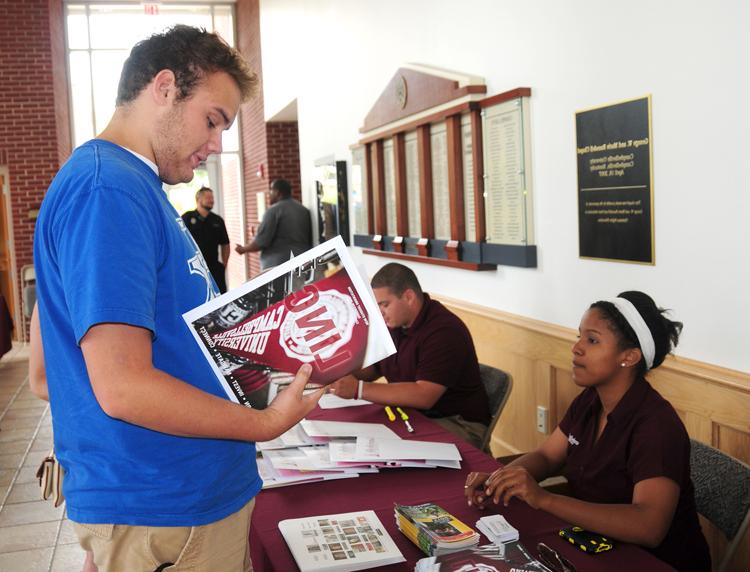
left=536, top=406, right=548, bottom=434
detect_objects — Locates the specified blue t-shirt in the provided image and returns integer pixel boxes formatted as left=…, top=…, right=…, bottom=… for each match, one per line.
left=34, top=140, right=261, bottom=526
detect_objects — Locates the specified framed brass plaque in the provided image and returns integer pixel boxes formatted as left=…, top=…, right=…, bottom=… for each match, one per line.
left=576, top=95, right=654, bottom=264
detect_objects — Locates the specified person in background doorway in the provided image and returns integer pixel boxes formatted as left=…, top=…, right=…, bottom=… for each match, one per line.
left=182, top=186, right=230, bottom=293
left=235, top=178, right=312, bottom=270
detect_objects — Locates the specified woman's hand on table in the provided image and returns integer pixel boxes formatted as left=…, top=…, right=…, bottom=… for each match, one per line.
left=484, top=466, right=549, bottom=509
left=464, top=471, right=492, bottom=509
left=466, top=467, right=549, bottom=510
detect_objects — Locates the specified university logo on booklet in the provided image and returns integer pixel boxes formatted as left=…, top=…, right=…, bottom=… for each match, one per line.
left=183, top=236, right=395, bottom=406
left=277, top=272, right=367, bottom=371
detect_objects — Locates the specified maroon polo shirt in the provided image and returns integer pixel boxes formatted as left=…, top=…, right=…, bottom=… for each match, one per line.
left=559, top=377, right=711, bottom=572
left=375, top=294, right=490, bottom=425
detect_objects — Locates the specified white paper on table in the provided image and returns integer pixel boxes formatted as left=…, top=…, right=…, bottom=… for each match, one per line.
left=327, top=439, right=358, bottom=463
left=258, top=424, right=329, bottom=451
left=300, top=420, right=400, bottom=439
left=374, top=438, right=462, bottom=461
left=298, top=446, right=379, bottom=473
left=264, top=448, right=320, bottom=471
left=263, top=474, right=359, bottom=489
left=428, top=459, right=462, bottom=469
left=258, top=457, right=360, bottom=489
left=298, top=445, right=332, bottom=466
left=261, top=475, right=359, bottom=489
left=326, top=440, right=386, bottom=467
left=349, top=437, right=440, bottom=464
left=318, top=393, right=372, bottom=409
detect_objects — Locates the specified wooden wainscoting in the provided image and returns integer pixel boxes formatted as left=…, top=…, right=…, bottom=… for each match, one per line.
left=439, top=295, right=750, bottom=572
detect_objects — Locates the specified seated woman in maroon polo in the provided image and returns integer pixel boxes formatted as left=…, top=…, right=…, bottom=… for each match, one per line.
left=464, top=291, right=710, bottom=572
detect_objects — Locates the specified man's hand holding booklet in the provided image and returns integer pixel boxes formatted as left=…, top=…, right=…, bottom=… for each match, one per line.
left=183, top=236, right=396, bottom=407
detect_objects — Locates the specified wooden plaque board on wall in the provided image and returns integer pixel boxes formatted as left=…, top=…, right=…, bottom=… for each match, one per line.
left=352, top=65, right=537, bottom=269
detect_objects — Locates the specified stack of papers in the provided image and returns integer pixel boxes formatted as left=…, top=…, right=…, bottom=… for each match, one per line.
left=257, top=420, right=462, bottom=488
left=394, top=502, right=480, bottom=557
left=476, top=515, right=519, bottom=544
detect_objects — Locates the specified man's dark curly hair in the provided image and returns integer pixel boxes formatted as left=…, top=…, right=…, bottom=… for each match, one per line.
left=116, top=25, right=257, bottom=105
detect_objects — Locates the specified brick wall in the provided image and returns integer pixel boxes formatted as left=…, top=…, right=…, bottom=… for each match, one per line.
left=266, top=121, right=302, bottom=202
left=235, top=1, right=302, bottom=280
left=0, top=0, right=68, bottom=339
left=235, top=0, right=267, bottom=279
left=0, top=0, right=297, bottom=311
left=220, top=154, right=246, bottom=290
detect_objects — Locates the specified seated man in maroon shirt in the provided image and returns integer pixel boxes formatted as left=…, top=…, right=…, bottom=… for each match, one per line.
left=464, top=291, right=710, bottom=572
left=329, top=262, right=490, bottom=447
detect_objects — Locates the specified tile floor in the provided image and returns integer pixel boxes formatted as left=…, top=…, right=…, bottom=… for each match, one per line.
left=0, top=343, right=88, bottom=571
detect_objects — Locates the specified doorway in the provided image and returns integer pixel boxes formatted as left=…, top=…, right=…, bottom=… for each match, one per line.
left=0, top=169, right=18, bottom=340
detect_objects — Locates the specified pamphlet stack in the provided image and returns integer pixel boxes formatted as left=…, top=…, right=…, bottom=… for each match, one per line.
left=394, top=502, right=479, bottom=557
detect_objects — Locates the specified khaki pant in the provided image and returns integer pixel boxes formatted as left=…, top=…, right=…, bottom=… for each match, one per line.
left=73, top=498, right=255, bottom=572
left=431, top=414, right=487, bottom=449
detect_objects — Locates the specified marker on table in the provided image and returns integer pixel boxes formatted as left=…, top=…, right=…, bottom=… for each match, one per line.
left=384, top=406, right=396, bottom=422
left=395, top=407, right=415, bottom=433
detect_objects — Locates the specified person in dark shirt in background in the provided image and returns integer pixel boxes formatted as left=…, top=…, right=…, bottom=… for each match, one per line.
left=182, top=186, right=230, bottom=293
left=329, top=262, right=490, bottom=447
left=234, top=178, right=311, bottom=270
left=464, top=291, right=710, bottom=572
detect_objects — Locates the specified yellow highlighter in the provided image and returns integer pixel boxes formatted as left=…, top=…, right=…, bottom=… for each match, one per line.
left=395, top=407, right=415, bottom=433
left=384, top=406, right=396, bottom=422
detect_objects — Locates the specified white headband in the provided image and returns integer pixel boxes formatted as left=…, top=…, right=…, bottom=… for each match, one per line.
left=606, top=297, right=655, bottom=370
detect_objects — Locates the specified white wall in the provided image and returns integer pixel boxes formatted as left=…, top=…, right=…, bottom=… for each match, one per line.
left=260, top=0, right=750, bottom=373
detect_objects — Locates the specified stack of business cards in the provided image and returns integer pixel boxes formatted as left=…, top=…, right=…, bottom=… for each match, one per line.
left=476, top=514, right=519, bottom=544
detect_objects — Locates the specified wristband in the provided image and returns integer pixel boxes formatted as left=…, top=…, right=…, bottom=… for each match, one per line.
left=357, top=379, right=364, bottom=400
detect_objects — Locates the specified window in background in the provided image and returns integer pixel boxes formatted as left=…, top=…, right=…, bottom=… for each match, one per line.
left=65, top=3, right=241, bottom=217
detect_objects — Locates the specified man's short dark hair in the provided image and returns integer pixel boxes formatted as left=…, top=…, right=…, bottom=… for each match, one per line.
left=270, top=179, right=292, bottom=197
left=116, top=25, right=257, bottom=105
left=195, top=186, right=213, bottom=199
left=371, top=263, right=423, bottom=298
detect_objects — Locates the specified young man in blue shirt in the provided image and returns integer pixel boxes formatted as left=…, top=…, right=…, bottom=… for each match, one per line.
left=34, top=25, right=322, bottom=571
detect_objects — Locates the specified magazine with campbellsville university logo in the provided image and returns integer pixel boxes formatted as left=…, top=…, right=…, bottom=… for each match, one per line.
left=182, top=236, right=396, bottom=407
left=415, top=541, right=554, bottom=572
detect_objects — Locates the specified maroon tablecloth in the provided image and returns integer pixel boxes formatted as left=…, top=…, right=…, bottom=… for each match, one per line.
left=249, top=404, right=674, bottom=572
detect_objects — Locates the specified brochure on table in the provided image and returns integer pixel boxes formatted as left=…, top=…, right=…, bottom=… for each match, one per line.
left=278, top=510, right=405, bottom=572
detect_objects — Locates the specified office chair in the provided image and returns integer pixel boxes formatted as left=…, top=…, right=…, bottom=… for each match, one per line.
left=478, top=363, right=513, bottom=454
left=690, top=438, right=750, bottom=572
